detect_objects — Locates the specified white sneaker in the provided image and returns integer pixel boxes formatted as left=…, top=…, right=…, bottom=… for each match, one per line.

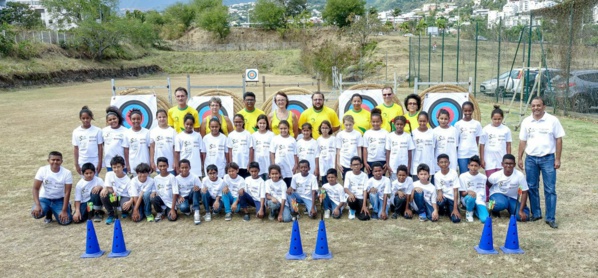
left=155, top=212, right=163, bottom=222
left=194, top=211, right=201, bottom=225
left=324, top=209, right=331, bottom=219
left=348, top=210, right=356, bottom=220
left=204, top=212, right=212, bottom=222
left=466, top=211, right=474, bottom=222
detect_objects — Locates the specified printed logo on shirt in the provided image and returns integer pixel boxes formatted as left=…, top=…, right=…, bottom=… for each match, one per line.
left=157, top=135, right=163, bottom=141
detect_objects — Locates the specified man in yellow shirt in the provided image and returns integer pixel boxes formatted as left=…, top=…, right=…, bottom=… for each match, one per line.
left=168, top=87, right=200, bottom=133
left=375, top=87, right=404, bottom=132
left=237, top=92, right=265, bottom=133
left=299, top=92, right=340, bottom=139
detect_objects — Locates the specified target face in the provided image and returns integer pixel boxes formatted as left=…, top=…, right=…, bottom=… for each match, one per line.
left=427, top=98, right=462, bottom=128
left=287, top=100, right=308, bottom=119
left=245, top=69, right=259, bottom=82
left=343, top=95, right=379, bottom=113
left=196, top=102, right=229, bottom=124
left=120, top=100, right=153, bottom=129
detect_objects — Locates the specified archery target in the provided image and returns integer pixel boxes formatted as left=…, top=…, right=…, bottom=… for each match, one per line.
left=245, top=69, right=259, bottom=82
left=270, top=94, right=312, bottom=120
left=422, top=93, right=469, bottom=128
left=110, top=95, right=157, bottom=129
left=338, top=89, right=383, bottom=119
left=189, top=96, right=234, bottom=124
left=342, top=94, right=378, bottom=113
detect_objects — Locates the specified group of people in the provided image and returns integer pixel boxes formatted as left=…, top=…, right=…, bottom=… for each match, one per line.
left=31, top=87, right=565, bottom=229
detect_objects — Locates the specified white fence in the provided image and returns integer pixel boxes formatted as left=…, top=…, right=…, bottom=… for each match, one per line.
left=1, top=30, right=71, bottom=45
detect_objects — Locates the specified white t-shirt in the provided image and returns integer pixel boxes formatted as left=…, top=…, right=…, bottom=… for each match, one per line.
left=265, top=179, right=287, bottom=205
left=386, top=132, right=415, bottom=174
left=411, top=129, right=436, bottom=175
left=290, top=173, right=318, bottom=201
left=317, top=135, right=337, bottom=177
left=202, top=133, right=228, bottom=177
left=154, top=174, right=178, bottom=208
left=244, top=176, right=266, bottom=202
left=488, top=169, right=528, bottom=200
left=366, top=176, right=391, bottom=201
left=35, top=166, right=73, bottom=199
left=459, top=172, right=487, bottom=206
left=343, top=171, right=368, bottom=199
left=413, top=181, right=437, bottom=207
left=202, top=176, right=224, bottom=199
left=296, top=138, right=320, bottom=175
left=74, top=176, right=104, bottom=202
left=433, top=126, right=459, bottom=172
left=322, top=183, right=346, bottom=205
left=128, top=176, right=155, bottom=198
left=123, top=128, right=151, bottom=174
left=363, top=129, right=388, bottom=162
left=223, top=174, right=246, bottom=199
left=454, top=119, right=482, bottom=159
left=227, top=130, right=254, bottom=169
left=337, top=129, right=363, bottom=168
left=480, top=124, right=512, bottom=170
left=104, top=171, right=132, bottom=198
left=175, top=173, right=201, bottom=198
left=175, top=131, right=205, bottom=177
left=269, top=135, right=297, bottom=178
left=252, top=131, right=274, bottom=175
left=102, top=126, right=127, bottom=168
left=434, top=169, right=460, bottom=201
left=150, top=126, right=176, bottom=171
left=72, top=125, right=103, bottom=166
left=391, top=176, right=414, bottom=196
left=519, top=113, right=566, bottom=157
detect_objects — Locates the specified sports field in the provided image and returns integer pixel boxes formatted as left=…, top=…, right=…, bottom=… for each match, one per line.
left=1, top=74, right=596, bottom=277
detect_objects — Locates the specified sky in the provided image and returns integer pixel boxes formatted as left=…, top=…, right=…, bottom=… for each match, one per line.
left=118, top=0, right=253, bottom=11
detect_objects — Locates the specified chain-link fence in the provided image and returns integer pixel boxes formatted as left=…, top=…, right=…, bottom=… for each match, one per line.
left=1, top=30, right=72, bottom=45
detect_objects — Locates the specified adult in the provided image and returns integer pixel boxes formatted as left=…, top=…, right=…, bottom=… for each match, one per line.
left=168, top=87, right=200, bottom=133
left=375, top=87, right=404, bottom=132
left=269, top=92, right=299, bottom=138
left=299, top=92, right=340, bottom=139
left=238, top=92, right=265, bottom=133
left=343, top=93, right=371, bottom=135
left=200, top=97, right=233, bottom=136
left=518, top=97, right=565, bottom=229
left=403, top=94, right=429, bottom=133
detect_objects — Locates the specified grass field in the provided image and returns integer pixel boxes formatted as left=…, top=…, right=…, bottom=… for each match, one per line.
left=1, top=73, right=597, bottom=277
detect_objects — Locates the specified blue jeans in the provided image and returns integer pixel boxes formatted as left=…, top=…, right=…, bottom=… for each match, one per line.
left=150, top=196, right=177, bottom=221
left=202, top=194, right=224, bottom=214
left=287, top=192, right=316, bottom=217
left=457, top=158, right=470, bottom=175
left=413, top=192, right=436, bottom=221
left=177, top=191, right=202, bottom=213
left=142, top=191, right=156, bottom=216
left=322, top=195, right=343, bottom=219
left=391, top=195, right=412, bottom=219
left=369, top=192, right=389, bottom=218
left=489, top=193, right=530, bottom=221
left=463, top=195, right=489, bottom=223
left=238, top=192, right=262, bottom=211
left=525, top=154, right=557, bottom=222
left=266, top=200, right=292, bottom=222
left=437, top=197, right=461, bottom=223
left=77, top=193, right=103, bottom=221
left=32, top=197, right=72, bottom=225
left=221, top=191, right=240, bottom=214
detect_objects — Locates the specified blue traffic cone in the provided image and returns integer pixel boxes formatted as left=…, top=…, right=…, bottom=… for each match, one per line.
left=474, top=216, right=498, bottom=254
left=285, top=220, right=306, bottom=260
left=500, top=215, right=525, bottom=254
left=80, top=220, right=105, bottom=258
left=312, top=220, right=332, bottom=260
left=108, top=219, right=131, bottom=258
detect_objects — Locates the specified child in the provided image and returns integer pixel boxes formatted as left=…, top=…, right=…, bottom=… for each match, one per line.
left=363, top=109, right=388, bottom=178
left=151, top=157, right=179, bottom=222
left=238, top=92, right=265, bottom=133
left=73, top=163, right=104, bottom=223
left=316, top=120, right=338, bottom=185
left=265, top=164, right=292, bottom=222
left=103, top=106, right=127, bottom=172
left=389, top=165, right=414, bottom=219
left=201, top=164, right=225, bottom=222
left=343, top=156, right=369, bottom=221
left=130, top=163, right=156, bottom=222
left=434, top=154, right=461, bottom=223
left=364, top=162, right=391, bottom=220
left=286, top=160, right=319, bottom=219
left=174, top=159, right=202, bottom=224
left=321, top=169, right=346, bottom=219
left=252, top=114, right=274, bottom=180
left=150, top=109, right=177, bottom=174
left=487, top=154, right=530, bottom=222
left=386, top=116, right=415, bottom=181
left=99, top=155, right=132, bottom=224
left=412, top=163, right=439, bottom=222
left=222, top=162, right=247, bottom=221
left=175, top=113, right=206, bottom=178
left=458, top=155, right=488, bottom=223
left=296, top=123, right=319, bottom=177
left=479, top=105, right=512, bottom=201
left=411, top=112, right=436, bottom=181
left=124, top=108, right=151, bottom=176
left=31, top=151, right=73, bottom=225
left=202, top=117, right=229, bottom=178
left=337, top=115, right=363, bottom=179
left=240, top=162, right=266, bottom=221
left=269, top=120, right=298, bottom=187
left=227, top=114, right=254, bottom=178
left=454, top=101, right=483, bottom=174
left=343, top=93, right=371, bottom=135
left=72, top=106, right=103, bottom=175
left=433, top=109, right=459, bottom=173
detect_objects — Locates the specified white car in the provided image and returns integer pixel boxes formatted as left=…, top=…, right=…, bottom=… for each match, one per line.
left=480, top=70, right=520, bottom=96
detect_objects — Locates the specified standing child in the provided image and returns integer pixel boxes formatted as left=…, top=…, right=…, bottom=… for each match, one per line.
left=343, top=156, right=370, bottom=221
left=151, top=157, right=179, bottom=222
left=227, top=114, right=254, bottom=178
left=202, top=118, right=229, bottom=178
left=433, top=109, right=459, bottom=173
left=252, top=114, right=274, bottom=180
left=296, top=123, right=319, bottom=176
left=286, top=160, right=319, bottom=219
left=412, top=163, right=439, bottom=222
left=316, top=120, right=338, bottom=185
left=103, top=106, right=127, bottom=172
left=73, top=163, right=104, bottom=223
left=31, top=151, right=73, bottom=225
left=337, top=115, right=363, bottom=179
left=269, top=120, right=298, bottom=187
left=479, top=105, right=512, bottom=201
left=99, top=156, right=132, bottom=225
left=240, top=162, right=266, bottom=221
left=175, top=113, right=206, bottom=178
left=363, top=109, right=388, bottom=178
left=150, top=109, right=177, bottom=174
left=73, top=106, right=103, bottom=175
left=221, top=162, right=247, bottom=221
left=124, top=108, right=151, bottom=176
left=174, top=159, right=202, bottom=224
left=130, top=163, right=156, bottom=222
left=454, top=101, right=483, bottom=174
left=434, top=154, right=462, bottom=223
left=201, top=164, right=225, bottom=222
left=321, top=169, right=346, bottom=219
left=265, top=165, right=292, bottom=222
left=389, top=165, right=414, bottom=219
left=459, top=155, right=488, bottom=223
left=364, top=162, right=391, bottom=220
left=386, top=116, right=415, bottom=181
left=411, top=112, right=436, bottom=181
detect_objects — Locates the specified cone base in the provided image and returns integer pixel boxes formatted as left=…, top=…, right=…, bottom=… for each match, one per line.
left=500, top=246, right=524, bottom=254
left=108, top=250, right=131, bottom=258
left=81, top=250, right=105, bottom=258
left=474, top=245, right=498, bottom=255
left=285, top=252, right=306, bottom=260
left=312, top=251, right=332, bottom=260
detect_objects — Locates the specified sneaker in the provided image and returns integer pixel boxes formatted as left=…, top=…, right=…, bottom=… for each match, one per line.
left=44, top=218, right=52, bottom=224
left=146, top=214, right=155, bottom=222
left=269, top=213, right=275, bottom=221
left=225, top=212, right=232, bottom=221
left=204, top=213, right=212, bottom=222
left=243, top=214, right=250, bottom=222
left=194, top=211, right=201, bottom=225
left=419, top=213, right=427, bottom=222
left=324, top=209, right=331, bottom=219
left=303, top=207, right=309, bottom=215
left=185, top=212, right=191, bottom=216
left=371, top=213, right=379, bottom=220
left=155, top=212, right=163, bottom=222
left=391, top=213, right=398, bottom=219
left=121, top=213, right=128, bottom=219
left=105, top=215, right=115, bottom=225
left=466, top=211, right=474, bottom=222
left=348, top=210, right=356, bottom=220
left=93, top=213, right=102, bottom=222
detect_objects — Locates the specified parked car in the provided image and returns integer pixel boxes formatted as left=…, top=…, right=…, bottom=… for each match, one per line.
left=480, top=70, right=519, bottom=96
left=510, top=68, right=562, bottom=97
left=480, top=68, right=561, bottom=98
left=476, top=35, right=488, bottom=41
left=548, top=70, right=598, bottom=113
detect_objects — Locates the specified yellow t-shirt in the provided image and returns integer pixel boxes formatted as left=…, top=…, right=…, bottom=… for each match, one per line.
left=271, top=110, right=295, bottom=137
left=168, top=106, right=200, bottom=133
left=204, top=114, right=229, bottom=136
left=404, top=111, right=430, bottom=133
left=343, top=109, right=371, bottom=135
left=238, top=108, right=265, bottom=133
left=299, top=107, right=341, bottom=140
left=376, top=103, right=404, bottom=132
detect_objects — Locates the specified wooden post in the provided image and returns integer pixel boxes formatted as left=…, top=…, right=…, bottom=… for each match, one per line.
left=262, top=76, right=266, bottom=102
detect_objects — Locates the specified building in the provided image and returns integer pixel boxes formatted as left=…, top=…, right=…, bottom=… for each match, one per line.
left=1, top=0, right=74, bottom=30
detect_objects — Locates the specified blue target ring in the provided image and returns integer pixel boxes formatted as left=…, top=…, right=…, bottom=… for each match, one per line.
left=196, top=102, right=228, bottom=124
left=343, top=95, right=379, bottom=113
left=427, top=98, right=462, bottom=128
left=287, top=100, right=307, bottom=119
left=120, top=100, right=153, bottom=129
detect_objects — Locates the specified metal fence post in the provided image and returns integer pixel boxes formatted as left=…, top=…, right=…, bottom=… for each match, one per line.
left=167, top=77, right=172, bottom=105
left=262, top=76, right=266, bottom=102
left=474, top=21, right=479, bottom=97
left=111, top=79, right=116, bottom=96
left=456, top=25, right=460, bottom=83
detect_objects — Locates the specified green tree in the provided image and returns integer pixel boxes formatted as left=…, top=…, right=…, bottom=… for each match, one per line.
left=197, top=5, right=230, bottom=39
left=278, top=0, right=307, bottom=17
left=322, top=0, right=365, bottom=28
left=42, top=0, right=118, bottom=27
left=0, top=2, right=43, bottom=29
left=252, top=0, right=286, bottom=30
left=164, top=2, right=196, bottom=29
left=392, top=8, right=402, bottom=17
left=436, top=16, right=448, bottom=30
left=75, top=18, right=123, bottom=61
left=346, top=12, right=383, bottom=49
